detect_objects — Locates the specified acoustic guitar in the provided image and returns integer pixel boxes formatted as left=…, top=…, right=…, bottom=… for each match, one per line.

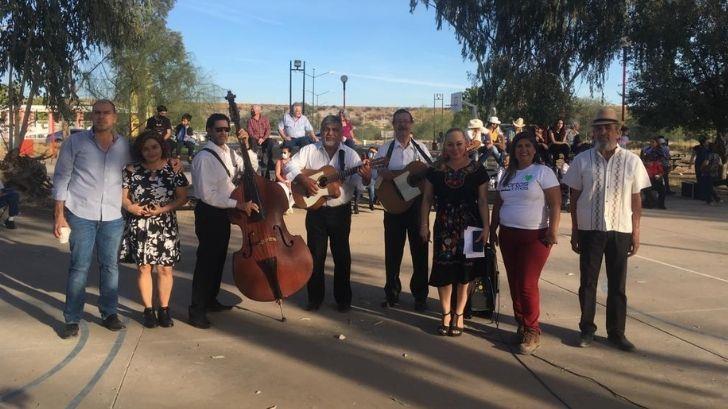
left=292, top=157, right=388, bottom=210
left=375, top=140, right=482, bottom=214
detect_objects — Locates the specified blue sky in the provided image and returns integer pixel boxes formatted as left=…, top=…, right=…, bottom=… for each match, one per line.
left=167, top=0, right=621, bottom=107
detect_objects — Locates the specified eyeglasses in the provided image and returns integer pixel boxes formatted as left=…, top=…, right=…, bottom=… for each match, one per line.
left=215, top=127, right=230, bottom=133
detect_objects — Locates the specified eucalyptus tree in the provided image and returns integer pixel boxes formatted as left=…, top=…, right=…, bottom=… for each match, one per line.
left=410, top=0, right=625, bottom=124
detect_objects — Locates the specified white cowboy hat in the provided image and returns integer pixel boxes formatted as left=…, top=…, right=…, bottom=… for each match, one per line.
left=467, top=119, right=484, bottom=129
left=512, top=118, right=525, bottom=128
left=487, top=116, right=501, bottom=125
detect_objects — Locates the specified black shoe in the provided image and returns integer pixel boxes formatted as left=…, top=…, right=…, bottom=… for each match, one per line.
left=60, top=323, right=79, bottom=339
left=414, top=300, right=428, bottom=312
left=607, top=334, right=636, bottom=352
left=337, top=303, right=351, bottom=313
left=380, top=298, right=398, bottom=308
left=4, top=219, right=17, bottom=229
left=305, top=302, right=321, bottom=311
left=156, top=307, right=174, bottom=328
left=142, top=308, right=158, bottom=328
left=102, top=314, right=125, bottom=331
left=579, top=332, right=594, bottom=347
left=206, top=300, right=234, bottom=312
left=188, top=308, right=211, bottom=329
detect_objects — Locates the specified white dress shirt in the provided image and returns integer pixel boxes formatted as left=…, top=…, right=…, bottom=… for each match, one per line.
left=191, top=140, right=258, bottom=209
left=284, top=142, right=363, bottom=207
left=372, top=137, right=432, bottom=181
left=563, top=147, right=650, bottom=233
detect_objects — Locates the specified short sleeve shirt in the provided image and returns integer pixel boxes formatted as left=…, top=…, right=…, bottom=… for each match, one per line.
left=497, top=164, right=559, bottom=230
left=563, top=147, right=651, bottom=233
left=146, top=116, right=172, bottom=138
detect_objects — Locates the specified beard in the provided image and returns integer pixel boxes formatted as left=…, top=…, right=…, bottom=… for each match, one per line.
left=324, top=138, right=337, bottom=147
left=595, top=139, right=617, bottom=151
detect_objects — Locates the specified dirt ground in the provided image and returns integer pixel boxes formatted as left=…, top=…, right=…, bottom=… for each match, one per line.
left=0, top=192, right=726, bottom=409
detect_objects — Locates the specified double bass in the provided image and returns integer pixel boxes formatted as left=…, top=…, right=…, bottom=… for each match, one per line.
left=224, top=91, right=313, bottom=321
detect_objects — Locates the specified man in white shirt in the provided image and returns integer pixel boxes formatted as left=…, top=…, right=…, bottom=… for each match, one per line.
left=188, top=113, right=259, bottom=329
left=278, top=102, right=318, bottom=150
left=563, top=107, right=651, bottom=352
left=374, top=109, right=433, bottom=311
left=286, top=115, right=371, bottom=312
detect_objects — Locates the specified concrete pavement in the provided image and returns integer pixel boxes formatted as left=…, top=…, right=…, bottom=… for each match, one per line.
left=0, top=194, right=726, bottom=408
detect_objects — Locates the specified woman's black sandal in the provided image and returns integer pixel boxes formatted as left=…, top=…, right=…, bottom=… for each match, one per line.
left=438, top=311, right=451, bottom=336
left=450, top=313, right=464, bottom=337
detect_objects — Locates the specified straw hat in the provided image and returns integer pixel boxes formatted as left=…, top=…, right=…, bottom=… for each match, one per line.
left=487, top=116, right=501, bottom=125
left=467, top=119, right=484, bottom=129
left=512, top=118, right=525, bottom=128
left=591, top=107, right=620, bottom=126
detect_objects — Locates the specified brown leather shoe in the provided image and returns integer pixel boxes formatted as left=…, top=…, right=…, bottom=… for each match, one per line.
left=518, top=329, right=540, bottom=355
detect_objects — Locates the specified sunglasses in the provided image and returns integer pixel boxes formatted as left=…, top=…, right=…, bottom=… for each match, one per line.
left=215, top=127, right=230, bottom=133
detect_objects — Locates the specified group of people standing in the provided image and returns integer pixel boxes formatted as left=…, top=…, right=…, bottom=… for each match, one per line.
left=51, top=99, right=649, bottom=358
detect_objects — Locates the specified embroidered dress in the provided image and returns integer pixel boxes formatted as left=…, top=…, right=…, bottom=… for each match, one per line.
left=426, top=161, right=489, bottom=286
left=120, top=163, right=189, bottom=265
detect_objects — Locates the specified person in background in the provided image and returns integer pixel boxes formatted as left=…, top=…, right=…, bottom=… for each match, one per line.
left=508, top=117, right=526, bottom=148
left=174, top=113, right=196, bottom=161
left=641, top=137, right=668, bottom=209
left=533, top=125, right=551, bottom=165
left=478, top=116, right=505, bottom=166
left=658, top=137, right=674, bottom=194
left=420, top=128, right=490, bottom=337
left=366, top=146, right=378, bottom=210
left=120, top=130, right=189, bottom=328
left=275, top=146, right=295, bottom=214
left=490, top=132, right=561, bottom=354
left=279, top=102, right=317, bottom=150
left=247, top=104, right=273, bottom=178
left=548, top=119, right=570, bottom=163
left=698, top=142, right=723, bottom=205
left=146, top=105, right=173, bottom=155
left=565, top=121, right=580, bottom=146
left=340, top=110, right=360, bottom=149
left=0, top=177, right=20, bottom=229
left=618, top=126, right=630, bottom=149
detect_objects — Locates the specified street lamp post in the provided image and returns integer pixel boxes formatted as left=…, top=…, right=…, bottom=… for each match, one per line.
left=340, top=75, right=348, bottom=110
left=305, top=68, right=332, bottom=114
left=289, top=59, right=305, bottom=114
left=433, top=93, right=443, bottom=141
left=314, top=90, right=329, bottom=108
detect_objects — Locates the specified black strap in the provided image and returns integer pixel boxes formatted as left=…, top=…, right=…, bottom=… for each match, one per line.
left=339, top=149, right=346, bottom=171
left=202, top=148, right=232, bottom=178
left=411, top=139, right=433, bottom=165
left=385, top=139, right=396, bottom=160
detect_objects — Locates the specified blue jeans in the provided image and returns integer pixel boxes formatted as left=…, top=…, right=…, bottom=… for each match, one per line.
left=477, top=145, right=503, bottom=166
left=63, top=210, right=124, bottom=324
left=0, top=188, right=20, bottom=216
left=281, top=136, right=313, bottom=150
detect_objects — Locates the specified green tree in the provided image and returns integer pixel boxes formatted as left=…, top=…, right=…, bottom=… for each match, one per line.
left=627, top=0, right=728, bottom=136
left=0, top=0, right=174, bottom=149
left=410, top=1, right=625, bottom=124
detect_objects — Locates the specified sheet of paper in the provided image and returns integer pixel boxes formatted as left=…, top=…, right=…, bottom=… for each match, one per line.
left=394, top=171, right=421, bottom=201
left=464, top=226, right=485, bottom=259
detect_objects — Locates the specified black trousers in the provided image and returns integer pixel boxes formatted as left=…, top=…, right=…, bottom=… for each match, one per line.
left=251, top=138, right=274, bottom=177
left=190, top=201, right=231, bottom=314
left=577, top=230, right=632, bottom=336
left=305, top=205, right=352, bottom=306
left=383, top=201, right=429, bottom=303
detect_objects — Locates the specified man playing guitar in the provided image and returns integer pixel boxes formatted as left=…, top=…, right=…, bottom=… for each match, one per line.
left=285, top=115, right=372, bottom=312
left=374, top=109, right=433, bottom=311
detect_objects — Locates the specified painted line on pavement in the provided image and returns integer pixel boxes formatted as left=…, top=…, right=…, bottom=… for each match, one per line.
left=634, top=255, right=728, bottom=284
left=65, top=323, right=127, bottom=409
left=0, top=322, right=89, bottom=403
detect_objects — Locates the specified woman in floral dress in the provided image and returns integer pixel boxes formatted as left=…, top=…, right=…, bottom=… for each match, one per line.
left=420, top=128, right=490, bottom=336
left=121, top=130, right=189, bottom=328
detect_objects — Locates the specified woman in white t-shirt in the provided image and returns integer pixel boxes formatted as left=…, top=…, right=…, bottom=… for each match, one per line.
left=490, top=131, right=561, bottom=355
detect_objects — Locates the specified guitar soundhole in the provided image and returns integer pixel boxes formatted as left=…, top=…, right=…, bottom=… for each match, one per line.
left=318, top=176, right=328, bottom=187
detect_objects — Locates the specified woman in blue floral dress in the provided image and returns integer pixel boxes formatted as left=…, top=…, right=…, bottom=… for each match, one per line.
left=121, top=130, right=189, bottom=328
left=420, top=128, right=490, bottom=336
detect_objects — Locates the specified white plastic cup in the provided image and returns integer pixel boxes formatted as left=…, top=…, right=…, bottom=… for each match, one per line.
left=59, top=226, right=71, bottom=244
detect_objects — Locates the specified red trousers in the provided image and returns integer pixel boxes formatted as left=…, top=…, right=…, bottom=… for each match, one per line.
left=499, top=226, right=551, bottom=332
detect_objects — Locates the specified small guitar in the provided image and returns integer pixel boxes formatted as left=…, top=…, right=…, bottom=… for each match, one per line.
left=292, top=157, right=387, bottom=210
left=376, top=139, right=482, bottom=214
